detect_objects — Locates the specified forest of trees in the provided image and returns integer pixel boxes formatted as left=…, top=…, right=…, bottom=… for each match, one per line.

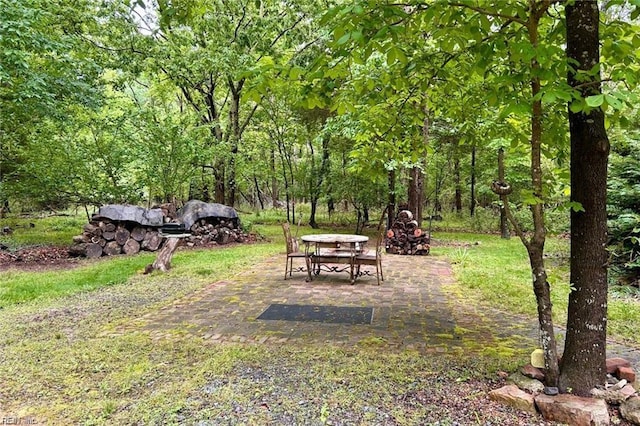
left=1, top=0, right=639, bottom=394
left=3, top=1, right=638, bottom=272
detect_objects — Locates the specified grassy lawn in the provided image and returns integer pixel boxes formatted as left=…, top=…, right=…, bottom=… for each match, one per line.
left=433, top=232, right=640, bottom=345
left=0, top=213, right=87, bottom=248
left=1, top=214, right=639, bottom=423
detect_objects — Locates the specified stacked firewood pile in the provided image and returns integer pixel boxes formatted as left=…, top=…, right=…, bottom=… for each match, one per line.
left=385, top=210, right=430, bottom=255
left=69, top=219, right=163, bottom=258
left=184, top=217, right=248, bottom=247
left=69, top=201, right=252, bottom=258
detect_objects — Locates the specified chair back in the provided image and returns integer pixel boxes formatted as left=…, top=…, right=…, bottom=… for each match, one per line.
left=282, top=222, right=299, bottom=254
left=374, top=229, right=385, bottom=257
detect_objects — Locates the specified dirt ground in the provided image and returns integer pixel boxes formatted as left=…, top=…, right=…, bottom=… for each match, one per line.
left=0, top=245, right=82, bottom=271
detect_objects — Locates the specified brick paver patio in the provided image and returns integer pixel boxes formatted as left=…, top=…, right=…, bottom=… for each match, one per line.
left=110, top=252, right=640, bottom=368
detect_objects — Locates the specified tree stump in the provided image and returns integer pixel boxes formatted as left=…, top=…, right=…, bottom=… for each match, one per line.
left=145, top=237, right=181, bottom=273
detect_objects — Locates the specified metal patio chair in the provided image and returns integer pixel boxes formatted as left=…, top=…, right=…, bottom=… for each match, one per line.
left=282, top=221, right=307, bottom=279
left=354, top=230, right=384, bottom=285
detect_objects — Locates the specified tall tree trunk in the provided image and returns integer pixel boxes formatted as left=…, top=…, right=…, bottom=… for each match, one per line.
left=309, top=134, right=331, bottom=229
left=497, top=6, right=559, bottom=388
left=470, top=144, right=476, bottom=217
left=559, top=0, right=609, bottom=396
left=408, top=167, right=424, bottom=228
left=387, top=169, right=396, bottom=231
left=527, top=9, right=559, bottom=388
left=214, top=166, right=225, bottom=204
left=498, top=148, right=509, bottom=239
left=253, top=173, right=264, bottom=210
left=226, top=79, right=242, bottom=207
left=454, top=155, right=462, bottom=214
left=408, top=113, right=429, bottom=227
left=271, top=150, right=279, bottom=208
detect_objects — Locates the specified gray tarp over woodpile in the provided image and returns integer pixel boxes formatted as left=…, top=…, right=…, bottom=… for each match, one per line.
left=94, top=204, right=164, bottom=226
left=178, top=200, right=239, bottom=229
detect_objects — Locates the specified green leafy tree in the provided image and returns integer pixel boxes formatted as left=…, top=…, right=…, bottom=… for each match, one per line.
left=101, top=0, right=323, bottom=207
left=313, top=0, right=639, bottom=394
left=0, top=0, right=103, bottom=209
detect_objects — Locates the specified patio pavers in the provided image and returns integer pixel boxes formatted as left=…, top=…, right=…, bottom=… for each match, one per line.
left=109, top=253, right=640, bottom=369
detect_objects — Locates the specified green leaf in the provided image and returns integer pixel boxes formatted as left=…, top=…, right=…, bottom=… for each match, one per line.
left=604, top=94, right=623, bottom=110
left=289, top=67, right=303, bottom=80
left=569, top=99, right=584, bottom=113
left=585, top=94, right=604, bottom=107
left=336, top=33, right=351, bottom=45
left=567, top=201, right=585, bottom=213
left=386, top=47, right=396, bottom=65
left=487, top=92, right=498, bottom=106
left=351, top=30, right=363, bottom=42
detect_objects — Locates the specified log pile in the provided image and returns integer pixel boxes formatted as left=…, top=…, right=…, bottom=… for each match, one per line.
left=69, top=219, right=163, bottom=258
left=69, top=201, right=253, bottom=259
left=184, top=217, right=247, bottom=247
left=385, top=210, right=430, bottom=255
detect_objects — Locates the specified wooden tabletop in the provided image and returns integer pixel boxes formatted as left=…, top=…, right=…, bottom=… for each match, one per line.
left=301, top=234, right=369, bottom=244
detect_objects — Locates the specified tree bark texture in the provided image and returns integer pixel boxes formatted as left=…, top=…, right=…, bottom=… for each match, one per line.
left=523, top=5, right=560, bottom=388
left=498, top=148, right=510, bottom=239
left=470, top=145, right=476, bottom=217
left=407, top=167, right=424, bottom=228
left=407, top=112, right=429, bottom=227
left=271, top=150, right=279, bottom=208
left=387, top=169, right=397, bottom=231
left=309, top=134, right=331, bottom=229
left=147, top=237, right=181, bottom=273
left=454, top=156, right=462, bottom=214
left=559, top=0, right=609, bottom=396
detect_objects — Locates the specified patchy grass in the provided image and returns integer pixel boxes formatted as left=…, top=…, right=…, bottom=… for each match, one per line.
left=0, top=241, right=283, bottom=308
left=433, top=232, right=570, bottom=324
left=1, top=214, right=638, bottom=423
left=0, top=256, right=153, bottom=307
left=1, top=331, right=523, bottom=424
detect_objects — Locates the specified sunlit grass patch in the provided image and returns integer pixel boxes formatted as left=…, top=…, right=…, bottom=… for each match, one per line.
left=0, top=256, right=154, bottom=307
left=0, top=213, right=87, bottom=248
